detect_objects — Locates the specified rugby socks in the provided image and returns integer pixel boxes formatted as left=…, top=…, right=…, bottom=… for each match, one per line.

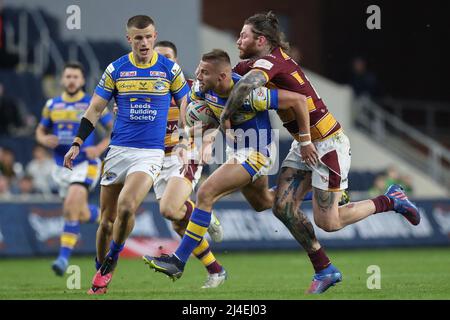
left=180, top=201, right=222, bottom=273
left=371, top=195, right=394, bottom=214
left=106, top=240, right=124, bottom=261
left=95, top=257, right=102, bottom=271
left=58, top=220, right=80, bottom=261
left=87, top=204, right=100, bottom=223
left=193, top=238, right=223, bottom=274
left=308, top=247, right=331, bottom=273
left=175, top=208, right=211, bottom=263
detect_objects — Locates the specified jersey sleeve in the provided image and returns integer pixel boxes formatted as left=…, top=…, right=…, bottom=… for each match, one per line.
left=250, top=56, right=280, bottom=83
left=94, top=63, right=116, bottom=101
left=98, top=108, right=113, bottom=127
left=187, top=80, right=205, bottom=103
left=169, top=62, right=189, bottom=101
left=249, top=87, right=278, bottom=112
left=39, top=99, right=53, bottom=129
left=232, top=62, right=249, bottom=76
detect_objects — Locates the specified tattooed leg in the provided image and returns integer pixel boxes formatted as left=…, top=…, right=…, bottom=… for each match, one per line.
left=273, top=168, right=320, bottom=254
left=312, top=187, right=377, bottom=232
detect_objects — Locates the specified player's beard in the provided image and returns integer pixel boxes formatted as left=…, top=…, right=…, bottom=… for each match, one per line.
left=65, top=85, right=82, bottom=96
left=239, top=43, right=260, bottom=60
left=199, top=82, right=212, bottom=94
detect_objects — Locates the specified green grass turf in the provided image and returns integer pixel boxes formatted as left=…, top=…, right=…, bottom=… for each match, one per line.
left=1, top=247, right=449, bottom=300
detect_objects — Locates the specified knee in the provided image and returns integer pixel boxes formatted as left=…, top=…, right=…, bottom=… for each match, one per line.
left=314, top=218, right=342, bottom=232
left=196, top=185, right=214, bottom=207
left=117, top=199, right=137, bottom=220
left=272, top=198, right=288, bottom=220
left=99, top=217, right=114, bottom=235
left=252, top=200, right=271, bottom=213
left=160, top=202, right=180, bottom=221
left=63, top=198, right=80, bottom=218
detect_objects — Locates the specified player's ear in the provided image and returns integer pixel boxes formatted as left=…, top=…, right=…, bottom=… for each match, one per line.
left=219, top=72, right=227, bottom=82
left=257, top=35, right=266, bottom=48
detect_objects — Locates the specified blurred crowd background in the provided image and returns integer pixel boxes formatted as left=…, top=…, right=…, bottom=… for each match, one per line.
left=0, top=0, right=449, bottom=201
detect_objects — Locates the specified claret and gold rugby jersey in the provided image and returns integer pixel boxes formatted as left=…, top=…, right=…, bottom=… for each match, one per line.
left=234, top=47, right=341, bottom=141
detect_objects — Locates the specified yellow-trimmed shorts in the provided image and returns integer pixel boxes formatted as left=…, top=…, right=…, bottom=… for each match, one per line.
left=52, top=158, right=101, bottom=198
left=226, top=143, right=277, bottom=182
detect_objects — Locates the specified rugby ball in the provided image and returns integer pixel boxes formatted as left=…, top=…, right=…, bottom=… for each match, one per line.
left=185, top=100, right=219, bottom=127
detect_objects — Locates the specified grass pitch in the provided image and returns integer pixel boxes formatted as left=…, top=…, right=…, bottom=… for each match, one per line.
left=1, top=247, right=449, bottom=300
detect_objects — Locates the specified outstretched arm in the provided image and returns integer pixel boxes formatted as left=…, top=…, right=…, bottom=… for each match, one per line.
left=219, top=70, right=267, bottom=132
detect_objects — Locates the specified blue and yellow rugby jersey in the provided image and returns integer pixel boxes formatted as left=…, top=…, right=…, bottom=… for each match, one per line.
left=95, top=51, right=189, bottom=150
left=189, top=73, right=278, bottom=155
left=39, top=91, right=113, bottom=166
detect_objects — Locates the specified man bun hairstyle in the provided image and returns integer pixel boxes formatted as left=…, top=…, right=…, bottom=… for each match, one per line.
left=245, top=11, right=289, bottom=51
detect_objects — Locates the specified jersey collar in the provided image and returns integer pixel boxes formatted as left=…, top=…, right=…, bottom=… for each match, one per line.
left=128, top=51, right=158, bottom=69
left=61, top=91, right=85, bottom=102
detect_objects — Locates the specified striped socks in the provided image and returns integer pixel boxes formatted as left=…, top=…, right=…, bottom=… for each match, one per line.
left=58, top=220, right=80, bottom=261
left=175, top=208, right=211, bottom=263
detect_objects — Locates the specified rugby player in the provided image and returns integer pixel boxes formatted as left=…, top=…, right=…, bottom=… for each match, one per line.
left=220, top=11, right=421, bottom=293
left=63, top=15, right=190, bottom=294
left=36, top=62, right=113, bottom=276
left=143, top=49, right=316, bottom=282
left=152, top=41, right=227, bottom=288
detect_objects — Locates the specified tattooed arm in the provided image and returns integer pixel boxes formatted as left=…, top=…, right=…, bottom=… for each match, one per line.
left=219, top=70, right=267, bottom=132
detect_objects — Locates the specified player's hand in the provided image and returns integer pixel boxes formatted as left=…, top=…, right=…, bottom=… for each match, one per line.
left=63, top=145, right=80, bottom=170
left=174, top=139, right=189, bottom=165
left=219, top=117, right=235, bottom=145
left=84, top=146, right=101, bottom=160
left=41, top=135, right=59, bottom=149
left=300, top=143, right=319, bottom=167
left=201, top=140, right=213, bottom=164
left=219, top=116, right=231, bottom=134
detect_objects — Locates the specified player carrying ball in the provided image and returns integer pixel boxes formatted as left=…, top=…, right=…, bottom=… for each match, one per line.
left=143, top=49, right=316, bottom=282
